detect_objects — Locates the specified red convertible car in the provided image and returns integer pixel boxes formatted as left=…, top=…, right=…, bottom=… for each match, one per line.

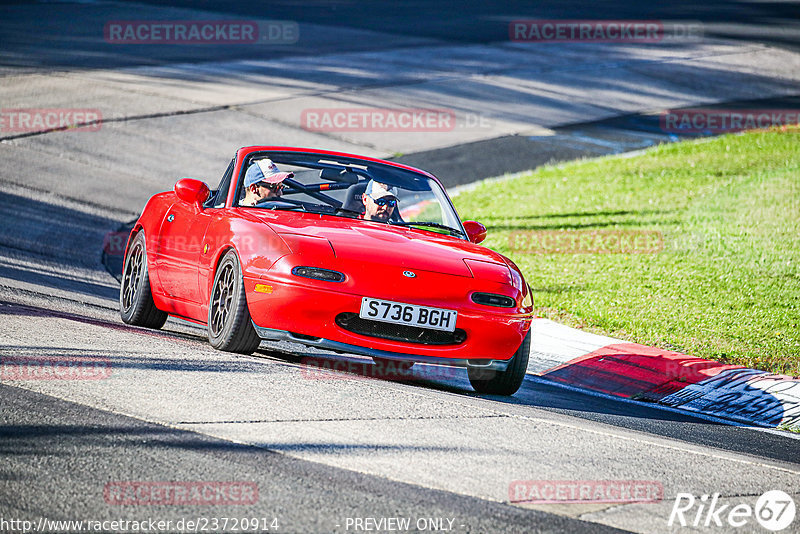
left=120, top=147, right=533, bottom=395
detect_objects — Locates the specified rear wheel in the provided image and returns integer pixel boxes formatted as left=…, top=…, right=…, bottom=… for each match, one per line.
left=207, top=250, right=261, bottom=354
left=119, top=231, right=168, bottom=329
left=468, top=329, right=531, bottom=396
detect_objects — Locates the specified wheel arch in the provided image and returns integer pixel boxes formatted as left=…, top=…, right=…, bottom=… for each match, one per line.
left=211, top=244, right=240, bottom=276
left=203, top=244, right=241, bottom=312
left=123, top=223, right=145, bottom=261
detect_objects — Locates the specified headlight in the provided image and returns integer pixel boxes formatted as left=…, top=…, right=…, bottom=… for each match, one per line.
left=291, top=266, right=345, bottom=282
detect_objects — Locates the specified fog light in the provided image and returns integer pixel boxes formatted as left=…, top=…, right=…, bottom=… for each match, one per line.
left=291, top=266, right=345, bottom=282
left=471, top=292, right=515, bottom=308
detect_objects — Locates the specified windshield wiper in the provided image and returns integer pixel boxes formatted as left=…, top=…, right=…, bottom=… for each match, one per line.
left=389, top=221, right=466, bottom=238
left=267, top=204, right=307, bottom=211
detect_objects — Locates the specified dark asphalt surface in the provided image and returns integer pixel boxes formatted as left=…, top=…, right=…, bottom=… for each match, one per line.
left=0, top=384, right=627, bottom=534
left=1, top=347, right=798, bottom=533
left=1, top=344, right=798, bottom=532
left=153, top=0, right=800, bottom=50
left=2, top=0, right=798, bottom=69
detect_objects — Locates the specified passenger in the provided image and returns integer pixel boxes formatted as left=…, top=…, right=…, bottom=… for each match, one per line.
left=361, top=180, right=399, bottom=222
left=240, top=159, right=294, bottom=206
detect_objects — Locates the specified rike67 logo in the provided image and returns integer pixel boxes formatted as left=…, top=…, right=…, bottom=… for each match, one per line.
left=669, top=490, right=796, bottom=531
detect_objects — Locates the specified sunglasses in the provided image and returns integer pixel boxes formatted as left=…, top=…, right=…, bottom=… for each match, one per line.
left=370, top=196, right=397, bottom=207
left=258, top=182, right=285, bottom=192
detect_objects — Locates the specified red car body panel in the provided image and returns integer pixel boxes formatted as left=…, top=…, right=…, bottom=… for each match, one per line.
left=128, top=146, right=533, bottom=363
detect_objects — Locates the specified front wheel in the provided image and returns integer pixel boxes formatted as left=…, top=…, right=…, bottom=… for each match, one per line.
left=207, top=250, right=261, bottom=354
left=468, top=329, right=531, bottom=396
left=119, top=231, right=168, bottom=329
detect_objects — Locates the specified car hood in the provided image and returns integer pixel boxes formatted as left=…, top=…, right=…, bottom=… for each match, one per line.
left=246, top=211, right=510, bottom=279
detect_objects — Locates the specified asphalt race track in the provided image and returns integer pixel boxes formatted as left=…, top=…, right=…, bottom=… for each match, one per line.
left=1, top=2, right=799, bottom=533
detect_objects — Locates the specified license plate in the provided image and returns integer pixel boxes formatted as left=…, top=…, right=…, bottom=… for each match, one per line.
left=359, top=297, right=457, bottom=332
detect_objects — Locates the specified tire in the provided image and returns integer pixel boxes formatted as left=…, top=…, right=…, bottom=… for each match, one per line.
left=372, top=357, right=414, bottom=375
left=468, top=329, right=531, bottom=396
left=207, top=250, right=261, bottom=354
left=119, top=231, right=168, bottom=329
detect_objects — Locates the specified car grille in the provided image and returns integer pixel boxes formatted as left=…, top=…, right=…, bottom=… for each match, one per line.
left=335, top=312, right=467, bottom=346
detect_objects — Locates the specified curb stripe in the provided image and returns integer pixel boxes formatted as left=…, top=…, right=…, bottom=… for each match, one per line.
left=660, top=369, right=800, bottom=427
left=528, top=318, right=800, bottom=430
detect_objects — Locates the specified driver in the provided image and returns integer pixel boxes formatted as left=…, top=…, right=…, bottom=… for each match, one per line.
left=240, top=159, right=294, bottom=206
left=361, top=180, right=399, bottom=222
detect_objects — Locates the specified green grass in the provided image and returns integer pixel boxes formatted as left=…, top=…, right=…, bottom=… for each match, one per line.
left=452, top=128, right=800, bottom=375
left=778, top=423, right=800, bottom=434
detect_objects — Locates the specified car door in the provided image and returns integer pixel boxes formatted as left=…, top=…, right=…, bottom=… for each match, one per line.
left=154, top=201, right=210, bottom=306
left=155, top=161, right=235, bottom=309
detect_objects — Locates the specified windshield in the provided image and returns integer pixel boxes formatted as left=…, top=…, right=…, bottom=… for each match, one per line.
left=235, top=151, right=466, bottom=238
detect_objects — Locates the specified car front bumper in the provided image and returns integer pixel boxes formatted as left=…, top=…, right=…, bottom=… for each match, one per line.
left=244, top=275, right=532, bottom=365
left=251, top=324, right=511, bottom=371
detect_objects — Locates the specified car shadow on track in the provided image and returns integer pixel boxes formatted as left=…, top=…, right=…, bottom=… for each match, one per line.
left=284, top=355, right=800, bottom=465
left=263, top=347, right=711, bottom=424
